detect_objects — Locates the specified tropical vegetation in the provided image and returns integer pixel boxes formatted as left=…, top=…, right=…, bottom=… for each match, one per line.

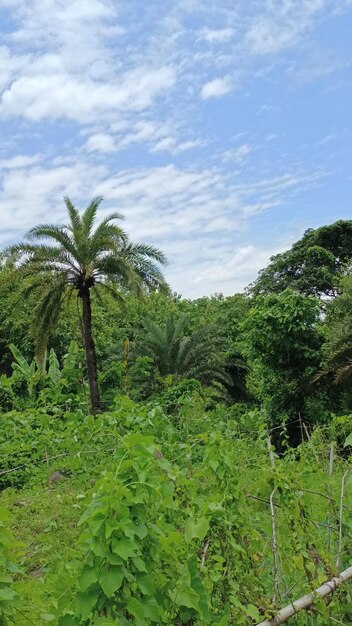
left=1, top=211, right=352, bottom=625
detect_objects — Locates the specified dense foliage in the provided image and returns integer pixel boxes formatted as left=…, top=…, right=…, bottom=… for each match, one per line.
left=1, top=210, right=352, bottom=625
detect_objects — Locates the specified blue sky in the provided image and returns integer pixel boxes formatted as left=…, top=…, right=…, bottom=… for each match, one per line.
left=0, top=0, right=351, bottom=297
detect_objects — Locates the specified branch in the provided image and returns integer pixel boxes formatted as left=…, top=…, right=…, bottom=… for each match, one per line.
left=256, top=565, right=352, bottom=626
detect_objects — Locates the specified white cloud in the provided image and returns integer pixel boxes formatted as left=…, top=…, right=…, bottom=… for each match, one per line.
left=85, top=133, right=116, bottom=153
left=0, top=154, right=43, bottom=169
left=200, top=76, right=232, bottom=99
left=222, top=144, right=252, bottom=163
left=0, top=67, right=176, bottom=122
left=246, top=0, right=327, bottom=55
left=199, top=27, right=235, bottom=43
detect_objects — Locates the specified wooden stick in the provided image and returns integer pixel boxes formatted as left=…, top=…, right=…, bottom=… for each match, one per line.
left=336, top=470, right=349, bottom=570
left=327, top=442, right=335, bottom=552
left=302, top=422, right=311, bottom=441
left=256, top=565, right=352, bottom=626
left=303, top=422, right=320, bottom=464
left=267, top=436, right=275, bottom=469
left=298, top=412, right=304, bottom=444
left=270, top=489, right=279, bottom=603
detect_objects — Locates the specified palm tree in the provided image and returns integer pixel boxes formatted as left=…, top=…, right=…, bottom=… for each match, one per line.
left=8, top=196, right=167, bottom=415
left=139, top=314, right=231, bottom=389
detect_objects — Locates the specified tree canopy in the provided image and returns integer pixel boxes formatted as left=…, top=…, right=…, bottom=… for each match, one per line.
left=250, top=220, right=352, bottom=298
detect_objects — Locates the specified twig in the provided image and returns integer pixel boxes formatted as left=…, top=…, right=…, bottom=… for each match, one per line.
left=256, top=565, right=352, bottom=625
left=336, top=471, right=349, bottom=570
left=246, top=493, right=280, bottom=508
left=200, top=538, right=210, bottom=566
left=299, top=488, right=334, bottom=503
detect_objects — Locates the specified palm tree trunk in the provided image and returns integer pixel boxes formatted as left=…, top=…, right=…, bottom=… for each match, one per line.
left=81, top=287, right=100, bottom=416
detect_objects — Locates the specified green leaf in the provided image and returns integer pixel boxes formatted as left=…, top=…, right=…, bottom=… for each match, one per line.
left=187, top=555, right=209, bottom=618
left=184, top=517, right=209, bottom=544
left=112, top=537, right=136, bottom=560
left=78, top=565, right=98, bottom=592
left=143, top=596, right=161, bottom=621
left=170, top=588, right=199, bottom=611
left=99, top=565, right=124, bottom=598
left=246, top=604, right=261, bottom=620
left=344, top=433, right=352, bottom=447
left=132, top=556, right=147, bottom=572
left=127, top=597, right=145, bottom=620
left=0, top=587, right=17, bottom=601
left=136, top=572, right=155, bottom=595
left=76, top=591, right=97, bottom=620
left=58, top=615, right=77, bottom=626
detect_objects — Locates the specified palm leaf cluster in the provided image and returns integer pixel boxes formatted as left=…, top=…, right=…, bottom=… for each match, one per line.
left=139, top=314, right=231, bottom=388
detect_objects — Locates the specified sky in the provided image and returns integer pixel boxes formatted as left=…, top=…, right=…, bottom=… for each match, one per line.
left=0, top=0, right=351, bottom=298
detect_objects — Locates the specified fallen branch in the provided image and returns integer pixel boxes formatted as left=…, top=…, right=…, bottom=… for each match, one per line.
left=256, top=565, right=352, bottom=626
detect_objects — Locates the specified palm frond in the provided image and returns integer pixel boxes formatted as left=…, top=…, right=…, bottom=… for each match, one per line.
left=64, top=196, right=82, bottom=233
left=26, top=224, right=78, bottom=259
left=81, top=196, right=104, bottom=238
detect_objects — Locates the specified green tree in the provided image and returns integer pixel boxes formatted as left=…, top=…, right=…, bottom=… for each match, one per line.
left=139, top=314, right=230, bottom=390
left=243, top=289, right=324, bottom=443
left=251, top=220, right=352, bottom=298
left=7, top=197, right=167, bottom=415
left=319, top=276, right=352, bottom=409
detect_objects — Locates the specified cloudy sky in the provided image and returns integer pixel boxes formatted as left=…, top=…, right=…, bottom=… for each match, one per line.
left=0, top=0, right=351, bottom=297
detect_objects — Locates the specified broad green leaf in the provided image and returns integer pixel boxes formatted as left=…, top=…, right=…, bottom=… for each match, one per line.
left=136, top=572, right=155, bottom=595
left=169, top=588, right=199, bottom=611
left=78, top=565, right=98, bottom=592
left=127, top=597, right=145, bottom=620
left=187, top=555, right=209, bottom=618
left=344, top=433, right=352, bottom=447
left=184, top=517, right=209, bottom=544
left=132, top=556, right=147, bottom=572
left=99, top=565, right=124, bottom=598
left=76, top=591, right=97, bottom=620
left=143, top=596, right=161, bottom=621
left=246, top=604, right=261, bottom=620
left=112, top=537, right=136, bottom=560
left=0, top=587, right=17, bottom=601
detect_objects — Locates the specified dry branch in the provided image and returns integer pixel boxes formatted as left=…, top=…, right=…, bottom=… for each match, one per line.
left=256, top=565, right=352, bottom=626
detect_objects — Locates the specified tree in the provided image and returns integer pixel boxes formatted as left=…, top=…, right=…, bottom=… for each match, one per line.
left=319, top=276, right=352, bottom=409
left=250, top=220, right=352, bottom=298
left=7, top=197, right=167, bottom=415
left=138, top=314, right=230, bottom=390
left=243, top=289, right=324, bottom=444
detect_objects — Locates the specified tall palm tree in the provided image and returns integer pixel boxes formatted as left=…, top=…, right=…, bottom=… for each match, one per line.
left=8, top=196, right=167, bottom=415
left=139, top=314, right=231, bottom=389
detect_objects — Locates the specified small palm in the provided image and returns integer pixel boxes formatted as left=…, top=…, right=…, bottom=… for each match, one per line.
left=140, top=314, right=231, bottom=389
